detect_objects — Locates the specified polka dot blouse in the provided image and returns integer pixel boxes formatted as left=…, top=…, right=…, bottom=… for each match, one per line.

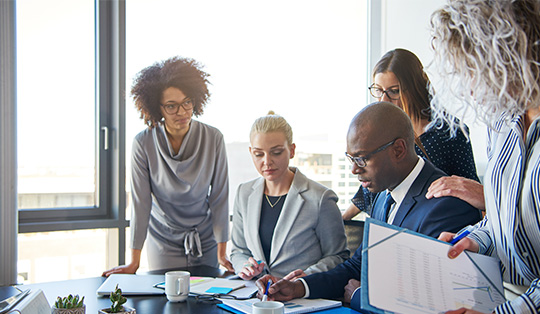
left=416, top=118, right=479, bottom=182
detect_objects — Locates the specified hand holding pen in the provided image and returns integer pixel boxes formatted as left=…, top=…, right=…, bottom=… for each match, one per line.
left=438, top=225, right=480, bottom=259
left=239, top=257, right=265, bottom=280
left=262, top=279, right=272, bottom=301
left=255, top=275, right=280, bottom=300
left=255, top=274, right=307, bottom=302
left=449, top=225, right=475, bottom=245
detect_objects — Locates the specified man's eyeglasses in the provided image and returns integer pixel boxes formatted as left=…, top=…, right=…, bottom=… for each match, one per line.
left=161, top=99, right=194, bottom=115
left=345, top=139, right=397, bottom=168
left=195, top=293, right=253, bottom=304
left=368, top=84, right=400, bottom=100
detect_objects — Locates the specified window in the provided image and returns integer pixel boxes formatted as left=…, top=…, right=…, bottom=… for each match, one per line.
left=17, top=0, right=96, bottom=211
left=125, top=0, right=367, bottom=271
left=17, top=229, right=117, bottom=284
left=16, top=0, right=127, bottom=283
left=126, top=0, right=368, bottom=213
left=12, top=0, right=367, bottom=282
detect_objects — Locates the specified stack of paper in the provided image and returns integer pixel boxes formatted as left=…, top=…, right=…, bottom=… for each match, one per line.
left=221, top=298, right=342, bottom=314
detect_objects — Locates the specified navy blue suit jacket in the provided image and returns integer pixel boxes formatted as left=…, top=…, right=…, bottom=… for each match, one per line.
left=302, top=160, right=482, bottom=311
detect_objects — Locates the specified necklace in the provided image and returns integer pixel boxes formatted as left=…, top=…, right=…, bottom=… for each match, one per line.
left=265, top=194, right=282, bottom=208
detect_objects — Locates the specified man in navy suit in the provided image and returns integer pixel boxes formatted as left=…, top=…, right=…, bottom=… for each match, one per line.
left=255, top=102, right=482, bottom=312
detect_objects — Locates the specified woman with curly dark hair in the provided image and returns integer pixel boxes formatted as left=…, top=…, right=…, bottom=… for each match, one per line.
left=103, top=56, right=234, bottom=275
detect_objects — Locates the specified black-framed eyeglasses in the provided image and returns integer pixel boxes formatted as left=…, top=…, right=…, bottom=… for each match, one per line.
left=195, top=293, right=252, bottom=304
left=368, top=84, right=400, bottom=100
left=161, top=99, right=194, bottom=115
left=345, top=139, right=397, bottom=168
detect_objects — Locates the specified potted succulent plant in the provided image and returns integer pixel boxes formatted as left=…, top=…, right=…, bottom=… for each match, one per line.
left=51, top=294, right=85, bottom=314
left=98, top=284, right=136, bottom=314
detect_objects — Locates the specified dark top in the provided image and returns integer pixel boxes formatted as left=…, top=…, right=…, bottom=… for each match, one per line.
left=352, top=118, right=479, bottom=214
left=259, top=194, right=286, bottom=263
left=416, top=118, right=479, bottom=182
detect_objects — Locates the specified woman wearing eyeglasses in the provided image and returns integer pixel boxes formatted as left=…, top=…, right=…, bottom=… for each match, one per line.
left=102, top=56, right=234, bottom=276
left=342, top=48, right=481, bottom=220
left=230, top=112, right=349, bottom=280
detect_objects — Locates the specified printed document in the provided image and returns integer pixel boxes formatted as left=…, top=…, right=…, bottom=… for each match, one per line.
left=362, top=219, right=505, bottom=314
left=221, top=298, right=341, bottom=314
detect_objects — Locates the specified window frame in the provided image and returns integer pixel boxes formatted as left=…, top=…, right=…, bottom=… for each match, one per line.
left=16, top=0, right=128, bottom=245
left=0, top=0, right=385, bottom=286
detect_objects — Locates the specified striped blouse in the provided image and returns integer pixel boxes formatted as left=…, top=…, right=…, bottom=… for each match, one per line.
left=468, top=113, right=540, bottom=313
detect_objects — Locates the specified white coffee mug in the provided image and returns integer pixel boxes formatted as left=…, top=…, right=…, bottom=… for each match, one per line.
left=252, top=301, right=284, bottom=314
left=165, top=271, right=190, bottom=302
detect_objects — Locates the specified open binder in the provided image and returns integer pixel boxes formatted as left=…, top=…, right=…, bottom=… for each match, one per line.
left=360, top=218, right=505, bottom=314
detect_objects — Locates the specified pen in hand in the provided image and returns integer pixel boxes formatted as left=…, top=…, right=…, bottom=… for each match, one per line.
left=450, top=225, right=474, bottom=245
left=262, top=279, right=272, bottom=302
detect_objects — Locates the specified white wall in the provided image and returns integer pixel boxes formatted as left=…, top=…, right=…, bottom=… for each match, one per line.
left=372, top=0, right=488, bottom=178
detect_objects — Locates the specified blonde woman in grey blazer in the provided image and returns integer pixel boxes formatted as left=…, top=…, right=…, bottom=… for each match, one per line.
left=230, top=112, right=349, bottom=279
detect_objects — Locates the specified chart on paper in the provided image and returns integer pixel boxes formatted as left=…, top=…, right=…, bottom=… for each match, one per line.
left=451, top=279, right=506, bottom=309
left=366, top=223, right=505, bottom=314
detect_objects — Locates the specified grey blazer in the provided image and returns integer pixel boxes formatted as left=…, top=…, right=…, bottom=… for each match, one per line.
left=230, top=167, right=349, bottom=278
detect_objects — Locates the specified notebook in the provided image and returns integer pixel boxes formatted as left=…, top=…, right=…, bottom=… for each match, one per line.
left=221, top=298, right=342, bottom=314
left=188, top=277, right=246, bottom=295
left=96, top=274, right=165, bottom=296
left=217, top=304, right=361, bottom=314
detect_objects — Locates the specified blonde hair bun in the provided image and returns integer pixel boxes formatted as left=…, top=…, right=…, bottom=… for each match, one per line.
left=250, top=111, right=293, bottom=145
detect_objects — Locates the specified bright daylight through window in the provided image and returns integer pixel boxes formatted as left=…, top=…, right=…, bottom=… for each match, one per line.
left=125, top=0, right=367, bottom=272
left=16, top=0, right=367, bottom=283
left=126, top=0, right=367, bottom=214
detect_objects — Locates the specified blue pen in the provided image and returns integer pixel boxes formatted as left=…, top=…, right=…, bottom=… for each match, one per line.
left=262, top=279, right=272, bottom=301
left=450, top=225, right=474, bottom=245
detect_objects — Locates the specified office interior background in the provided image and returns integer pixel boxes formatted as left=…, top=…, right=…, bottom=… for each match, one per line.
left=0, top=0, right=487, bottom=286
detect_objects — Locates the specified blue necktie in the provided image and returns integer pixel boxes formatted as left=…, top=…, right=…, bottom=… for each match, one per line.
left=383, top=192, right=395, bottom=222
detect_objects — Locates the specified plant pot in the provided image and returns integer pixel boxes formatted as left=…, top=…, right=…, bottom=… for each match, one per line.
left=98, top=306, right=136, bottom=314
left=51, top=305, right=86, bottom=314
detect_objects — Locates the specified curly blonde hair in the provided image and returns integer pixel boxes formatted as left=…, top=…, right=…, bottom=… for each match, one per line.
left=429, top=0, right=540, bottom=128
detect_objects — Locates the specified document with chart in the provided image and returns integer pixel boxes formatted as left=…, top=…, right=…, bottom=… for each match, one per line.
left=360, top=218, right=505, bottom=314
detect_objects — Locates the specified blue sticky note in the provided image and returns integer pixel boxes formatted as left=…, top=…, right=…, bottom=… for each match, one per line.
left=205, top=287, right=233, bottom=294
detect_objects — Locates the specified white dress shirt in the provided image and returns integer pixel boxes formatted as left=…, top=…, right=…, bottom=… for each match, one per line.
left=299, top=157, right=425, bottom=298
left=386, top=157, right=424, bottom=224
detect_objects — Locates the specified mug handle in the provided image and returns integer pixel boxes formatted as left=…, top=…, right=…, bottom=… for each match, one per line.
left=176, top=277, right=187, bottom=295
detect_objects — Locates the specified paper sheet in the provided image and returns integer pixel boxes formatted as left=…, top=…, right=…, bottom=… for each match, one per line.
left=190, top=277, right=246, bottom=295
left=221, top=298, right=341, bottom=314
left=228, top=280, right=258, bottom=299
left=365, top=222, right=505, bottom=314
